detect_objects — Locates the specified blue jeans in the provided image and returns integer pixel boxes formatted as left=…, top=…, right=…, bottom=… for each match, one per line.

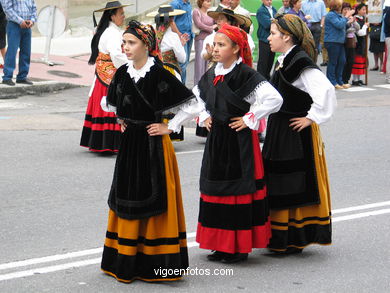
left=324, top=42, right=345, bottom=86
left=179, top=34, right=193, bottom=84
left=3, top=21, right=32, bottom=81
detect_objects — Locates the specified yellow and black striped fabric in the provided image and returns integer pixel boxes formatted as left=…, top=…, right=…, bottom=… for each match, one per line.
left=268, top=124, right=332, bottom=251
left=101, top=134, right=188, bottom=282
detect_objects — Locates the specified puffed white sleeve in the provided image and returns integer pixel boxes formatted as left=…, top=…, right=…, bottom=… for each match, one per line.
left=167, top=85, right=208, bottom=133
left=171, top=33, right=187, bottom=64
left=298, top=68, right=337, bottom=124
left=242, top=81, right=283, bottom=130
left=106, top=33, right=129, bottom=69
left=356, top=24, right=368, bottom=36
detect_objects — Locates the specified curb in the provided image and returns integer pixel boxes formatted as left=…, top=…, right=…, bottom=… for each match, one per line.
left=0, top=81, right=83, bottom=99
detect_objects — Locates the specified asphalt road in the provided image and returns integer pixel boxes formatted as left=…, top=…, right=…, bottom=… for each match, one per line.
left=1, top=68, right=390, bottom=292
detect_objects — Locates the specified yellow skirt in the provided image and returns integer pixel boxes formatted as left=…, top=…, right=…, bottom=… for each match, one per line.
left=269, top=123, right=332, bottom=251
left=101, top=135, right=188, bottom=283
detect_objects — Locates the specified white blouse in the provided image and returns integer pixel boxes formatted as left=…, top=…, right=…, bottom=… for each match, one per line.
left=98, top=22, right=128, bottom=69
left=168, top=57, right=283, bottom=133
left=160, top=27, right=187, bottom=64
left=277, top=46, right=337, bottom=124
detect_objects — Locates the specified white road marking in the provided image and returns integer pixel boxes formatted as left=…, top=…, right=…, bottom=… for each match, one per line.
left=333, top=208, right=390, bottom=222
left=342, top=87, right=376, bottom=92
left=1, top=201, right=390, bottom=281
left=332, top=200, right=390, bottom=214
left=373, top=84, right=390, bottom=89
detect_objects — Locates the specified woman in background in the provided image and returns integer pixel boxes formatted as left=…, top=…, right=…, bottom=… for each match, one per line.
left=80, top=1, right=130, bottom=153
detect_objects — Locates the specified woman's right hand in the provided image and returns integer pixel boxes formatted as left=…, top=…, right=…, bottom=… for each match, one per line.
left=206, top=43, right=214, bottom=56
left=204, top=117, right=212, bottom=131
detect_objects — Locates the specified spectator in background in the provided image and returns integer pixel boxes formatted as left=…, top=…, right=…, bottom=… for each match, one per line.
left=302, top=0, right=327, bottom=61
left=342, top=2, right=359, bottom=86
left=288, top=0, right=311, bottom=27
left=369, top=21, right=385, bottom=71
left=351, top=3, right=368, bottom=86
left=384, top=0, right=390, bottom=83
left=0, top=2, right=6, bottom=69
left=170, top=0, right=192, bottom=84
left=256, top=0, right=277, bottom=80
left=193, top=0, right=214, bottom=85
left=278, top=0, right=291, bottom=15
left=324, top=0, right=354, bottom=89
left=219, top=0, right=231, bottom=9
left=1, top=0, right=36, bottom=86
left=230, top=0, right=254, bottom=34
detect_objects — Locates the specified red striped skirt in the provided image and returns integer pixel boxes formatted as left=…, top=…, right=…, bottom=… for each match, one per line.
left=196, top=131, right=271, bottom=254
left=80, top=78, right=121, bottom=152
left=351, top=55, right=366, bottom=75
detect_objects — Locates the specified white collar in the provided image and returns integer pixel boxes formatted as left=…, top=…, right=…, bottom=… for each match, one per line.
left=215, top=57, right=242, bottom=76
left=277, top=45, right=296, bottom=68
left=127, top=57, right=155, bottom=81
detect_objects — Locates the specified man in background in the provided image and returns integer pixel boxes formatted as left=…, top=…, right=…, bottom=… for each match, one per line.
left=170, top=0, right=192, bottom=84
left=302, top=0, right=327, bottom=61
left=0, top=2, right=7, bottom=69
left=0, top=0, right=36, bottom=86
left=278, top=0, right=291, bottom=15
left=230, top=0, right=254, bottom=34
left=256, top=0, right=276, bottom=80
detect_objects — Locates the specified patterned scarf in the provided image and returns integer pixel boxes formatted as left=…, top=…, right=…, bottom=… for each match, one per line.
left=124, top=20, right=162, bottom=61
left=217, top=24, right=253, bottom=68
left=272, top=14, right=316, bottom=61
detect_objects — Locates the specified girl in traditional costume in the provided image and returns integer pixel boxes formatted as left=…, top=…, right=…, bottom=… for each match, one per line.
left=100, top=20, right=196, bottom=282
left=80, top=1, right=130, bottom=153
left=265, top=14, right=336, bottom=254
left=168, top=23, right=283, bottom=263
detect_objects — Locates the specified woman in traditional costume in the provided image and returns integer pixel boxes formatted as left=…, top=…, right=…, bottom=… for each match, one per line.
left=169, top=23, right=283, bottom=263
left=351, top=3, right=369, bottom=86
left=265, top=14, right=336, bottom=254
left=197, top=8, right=257, bottom=139
left=100, top=20, right=196, bottom=282
left=80, top=1, right=130, bottom=153
left=147, top=5, right=189, bottom=142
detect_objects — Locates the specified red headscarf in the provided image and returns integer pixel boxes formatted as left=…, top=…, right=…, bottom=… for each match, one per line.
left=217, top=23, right=252, bottom=68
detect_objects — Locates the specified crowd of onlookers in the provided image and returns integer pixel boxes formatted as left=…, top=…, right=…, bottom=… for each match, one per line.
left=1, top=0, right=389, bottom=88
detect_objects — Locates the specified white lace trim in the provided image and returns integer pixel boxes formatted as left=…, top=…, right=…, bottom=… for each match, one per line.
left=214, top=57, right=242, bottom=76
left=126, top=57, right=155, bottom=82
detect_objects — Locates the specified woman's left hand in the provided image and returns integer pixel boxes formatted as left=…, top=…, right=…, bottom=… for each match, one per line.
left=146, top=123, right=173, bottom=136
left=289, top=117, right=313, bottom=132
left=229, top=117, right=248, bottom=132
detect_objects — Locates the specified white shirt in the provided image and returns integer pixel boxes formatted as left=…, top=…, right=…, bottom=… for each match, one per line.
left=277, top=46, right=337, bottom=124
left=98, top=22, right=128, bottom=69
left=233, top=5, right=254, bottom=35
left=265, top=5, right=274, bottom=18
left=160, top=27, right=187, bottom=64
left=168, top=57, right=283, bottom=132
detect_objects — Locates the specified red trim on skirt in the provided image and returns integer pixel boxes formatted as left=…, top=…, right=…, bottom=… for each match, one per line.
left=351, top=55, right=367, bottom=75
left=196, top=131, right=271, bottom=254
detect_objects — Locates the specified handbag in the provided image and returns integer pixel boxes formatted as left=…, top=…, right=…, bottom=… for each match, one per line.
left=192, top=10, right=200, bottom=36
left=369, top=25, right=381, bottom=41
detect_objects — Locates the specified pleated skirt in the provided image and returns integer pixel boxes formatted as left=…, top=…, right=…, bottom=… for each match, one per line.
left=268, top=123, right=332, bottom=251
left=351, top=55, right=367, bottom=76
left=101, top=135, right=189, bottom=283
left=80, top=78, right=121, bottom=152
left=196, top=131, right=272, bottom=254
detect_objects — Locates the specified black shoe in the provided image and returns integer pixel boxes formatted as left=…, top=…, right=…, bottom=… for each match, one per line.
left=221, top=253, right=248, bottom=264
left=207, top=251, right=225, bottom=261
left=2, top=79, right=15, bottom=86
left=16, top=79, right=33, bottom=85
left=370, top=67, right=379, bottom=71
left=352, top=81, right=360, bottom=86
left=269, top=247, right=303, bottom=255
left=320, top=62, right=328, bottom=66
left=357, top=80, right=365, bottom=86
